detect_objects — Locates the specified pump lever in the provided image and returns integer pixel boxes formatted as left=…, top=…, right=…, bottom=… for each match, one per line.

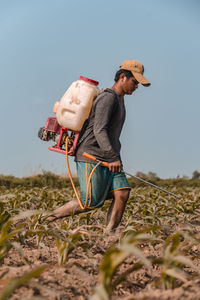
left=82, top=152, right=181, bottom=199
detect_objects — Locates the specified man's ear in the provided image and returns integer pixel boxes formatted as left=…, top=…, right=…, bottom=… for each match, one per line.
left=120, top=73, right=126, bottom=81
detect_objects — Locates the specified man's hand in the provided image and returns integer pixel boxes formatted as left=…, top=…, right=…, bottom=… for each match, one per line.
left=108, top=160, right=122, bottom=173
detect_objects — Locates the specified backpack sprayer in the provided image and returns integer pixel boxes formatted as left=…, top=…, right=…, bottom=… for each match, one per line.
left=38, top=76, right=180, bottom=206
left=38, top=76, right=99, bottom=156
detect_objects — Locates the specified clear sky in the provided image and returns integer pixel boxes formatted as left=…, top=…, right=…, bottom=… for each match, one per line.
left=0, top=0, right=200, bottom=178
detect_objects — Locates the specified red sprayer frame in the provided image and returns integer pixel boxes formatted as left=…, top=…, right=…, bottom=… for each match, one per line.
left=44, top=117, right=79, bottom=156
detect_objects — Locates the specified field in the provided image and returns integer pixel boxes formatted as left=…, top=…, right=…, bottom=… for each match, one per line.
left=0, top=174, right=200, bottom=300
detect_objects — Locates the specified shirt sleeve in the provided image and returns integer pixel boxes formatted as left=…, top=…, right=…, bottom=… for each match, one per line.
left=93, top=93, right=120, bottom=161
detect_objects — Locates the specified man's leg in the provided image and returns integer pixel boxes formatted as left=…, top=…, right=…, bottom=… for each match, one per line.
left=47, top=200, right=86, bottom=221
left=106, top=189, right=130, bottom=230
left=47, top=162, right=91, bottom=221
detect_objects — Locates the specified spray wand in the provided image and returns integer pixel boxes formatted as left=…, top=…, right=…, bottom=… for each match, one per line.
left=82, top=152, right=180, bottom=199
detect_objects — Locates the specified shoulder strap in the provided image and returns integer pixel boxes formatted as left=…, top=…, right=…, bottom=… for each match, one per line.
left=76, top=119, right=90, bottom=149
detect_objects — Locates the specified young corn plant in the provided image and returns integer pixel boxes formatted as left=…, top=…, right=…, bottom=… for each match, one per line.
left=0, top=202, right=11, bottom=229
left=0, top=220, right=19, bottom=263
left=56, top=230, right=90, bottom=265
left=91, top=230, right=158, bottom=300
left=156, top=231, right=200, bottom=289
left=0, top=265, right=46, bottom=300
left=0, top=229, right=12, bottom=263
left=0, top=219, right=33, bottom=265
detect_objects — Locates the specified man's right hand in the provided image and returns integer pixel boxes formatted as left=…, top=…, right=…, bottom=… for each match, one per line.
left=108, top=160, right=122, bottom=173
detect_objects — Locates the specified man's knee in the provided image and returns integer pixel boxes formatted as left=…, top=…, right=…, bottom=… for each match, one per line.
left=114, top=188, right=130, bottom=202
left=122, top=189, right=130, bottom=202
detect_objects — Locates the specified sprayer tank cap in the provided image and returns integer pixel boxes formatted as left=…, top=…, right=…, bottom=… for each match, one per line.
left=79, top=76, right=99, bottom=86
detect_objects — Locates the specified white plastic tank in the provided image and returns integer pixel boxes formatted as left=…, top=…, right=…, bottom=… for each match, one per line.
left=55, top=76, right=99, bottom=131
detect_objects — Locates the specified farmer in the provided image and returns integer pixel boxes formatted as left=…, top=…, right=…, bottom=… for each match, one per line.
left=49, top=60, right=151, bottom=229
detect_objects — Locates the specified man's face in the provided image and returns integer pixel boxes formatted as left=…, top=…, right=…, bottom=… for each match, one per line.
left=122, top=76, right=139, bottom=95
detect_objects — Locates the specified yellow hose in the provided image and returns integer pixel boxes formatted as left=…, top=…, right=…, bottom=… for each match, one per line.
left=65, top=136, right=100, bottom=210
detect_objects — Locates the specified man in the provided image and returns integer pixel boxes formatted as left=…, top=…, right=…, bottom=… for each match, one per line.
left=49, top=60, right=151, bottom=230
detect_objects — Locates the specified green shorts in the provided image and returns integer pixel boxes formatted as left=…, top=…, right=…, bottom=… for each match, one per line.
left=76, top=161, right=131, bottom=208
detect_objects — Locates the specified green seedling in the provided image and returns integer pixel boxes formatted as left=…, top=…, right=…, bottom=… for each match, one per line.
left=0, top=265, right=46, bottom=300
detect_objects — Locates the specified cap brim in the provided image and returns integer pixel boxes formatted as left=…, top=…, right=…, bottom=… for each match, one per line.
left=132, top=72, right=151, bottom=86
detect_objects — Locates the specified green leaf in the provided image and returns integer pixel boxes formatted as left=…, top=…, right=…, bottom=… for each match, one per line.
left=11, top=210, right=44, bottom=221
left=99, top=248, right=128, bottom=291
left=164, top=232, right=180, bottom=253
left=0, top=266, right=46, bottom=300
left=172, top=255, right=200, bottom=273
left=120, top=244, right=151, bottom=269
left=89, top=284, right=109, bottom=300
left=163, top=268, right=187, bottom=283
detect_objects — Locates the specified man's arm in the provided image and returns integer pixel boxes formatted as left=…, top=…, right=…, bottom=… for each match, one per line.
left=93, top=94, right=122, bottom=172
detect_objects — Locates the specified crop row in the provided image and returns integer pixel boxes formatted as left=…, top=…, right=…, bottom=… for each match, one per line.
left=0, top=185, right=200, bottom=299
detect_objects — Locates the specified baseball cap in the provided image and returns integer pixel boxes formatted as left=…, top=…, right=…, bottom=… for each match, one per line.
left=120, top=60, right=151, bottom=86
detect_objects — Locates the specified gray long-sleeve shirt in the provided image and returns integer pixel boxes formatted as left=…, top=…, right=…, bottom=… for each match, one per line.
left=75, top=88, right=126, bottom=163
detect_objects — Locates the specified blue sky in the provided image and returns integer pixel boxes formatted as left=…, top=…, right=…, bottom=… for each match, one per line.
left=0, top=0, right=200, bottom=178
